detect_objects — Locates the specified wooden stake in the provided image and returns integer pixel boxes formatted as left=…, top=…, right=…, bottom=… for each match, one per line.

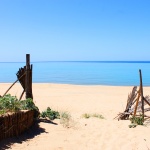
left=139, top=69, right=144, bottom=120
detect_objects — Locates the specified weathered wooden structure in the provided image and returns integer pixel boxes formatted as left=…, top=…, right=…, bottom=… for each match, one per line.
left=0, top=54, right=34, bottom=141
left=115, top=70, right=150, bottom=121
left=3, top=54, right=33, bottom=100
left=0, top=110, right=34, bottom=140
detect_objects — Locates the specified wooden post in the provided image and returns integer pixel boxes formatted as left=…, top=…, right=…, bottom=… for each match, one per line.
left=30, top=64, right=33, bottom=99
left=139, top=69, right=144, bottom=120
left=25, top=54, right=33, bottom=99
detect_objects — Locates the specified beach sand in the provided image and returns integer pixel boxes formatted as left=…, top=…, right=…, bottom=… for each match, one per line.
left=0, top=83, right=150, bottom=150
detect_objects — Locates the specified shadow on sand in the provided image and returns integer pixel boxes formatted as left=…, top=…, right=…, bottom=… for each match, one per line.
left=0, top=119, right=58, bottom=150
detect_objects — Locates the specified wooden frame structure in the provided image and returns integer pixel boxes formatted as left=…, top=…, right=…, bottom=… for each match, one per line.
left=3, top=54, right=33, bottom=100
left=115, top=70, right=150, bottom=121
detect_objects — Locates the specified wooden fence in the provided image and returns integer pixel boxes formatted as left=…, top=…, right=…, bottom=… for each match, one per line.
left=0, top=110, right=34, bottom=140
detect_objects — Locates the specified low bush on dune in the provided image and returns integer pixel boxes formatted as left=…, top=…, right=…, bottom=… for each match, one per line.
left=40, top=109, right=75, bottom=128
left=0, top=94, right=39, bottom=118
left=129, top=114, right=144, bottom=128
left=40, top=107, right=60, bottom=120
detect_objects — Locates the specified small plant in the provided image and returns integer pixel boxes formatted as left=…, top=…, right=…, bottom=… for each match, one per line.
left=129, top=115, right=144, bottom=128
left=130, top=115, right=144, bottom=125
left=82, top=113, right=91, bottom=119
left=82, top=113, right=104, bottom=119
left=40, top=107, right=60, bottom=120
left=92, top=113, right=104, bottom=119
left=40, top=111, right=47, bottom=118
left=128, top=124, right=137, bottom=128
left=60, top=111, right=71, bottom=128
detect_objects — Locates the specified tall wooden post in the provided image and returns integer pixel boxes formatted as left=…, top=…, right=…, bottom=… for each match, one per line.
left=139, top=69, right=144, bottom=120
left=26, top=54, right=33, bottom=99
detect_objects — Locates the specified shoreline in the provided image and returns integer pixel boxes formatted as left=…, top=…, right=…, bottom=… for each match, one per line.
left=1, top=82, right=149, bottom=86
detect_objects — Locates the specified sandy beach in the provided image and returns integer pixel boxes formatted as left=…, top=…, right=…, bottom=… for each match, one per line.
left=0, top=83, right=150, bottom=150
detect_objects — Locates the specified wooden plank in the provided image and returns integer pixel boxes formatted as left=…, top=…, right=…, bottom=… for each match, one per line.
left=125, top=86, right=137, bottom=112
left=133, top=87, right=141, bottom=116
left=16, top=67, right=26, bottom=89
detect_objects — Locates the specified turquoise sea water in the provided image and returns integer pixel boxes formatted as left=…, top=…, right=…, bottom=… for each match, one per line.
left=0, top=61, right=150, bottom=86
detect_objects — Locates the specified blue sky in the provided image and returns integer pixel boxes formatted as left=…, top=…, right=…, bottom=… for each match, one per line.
left=0, top=0, right=150, bottom=62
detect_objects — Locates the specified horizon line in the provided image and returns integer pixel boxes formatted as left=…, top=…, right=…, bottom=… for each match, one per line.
left=0, top=60, right=150, bottom=63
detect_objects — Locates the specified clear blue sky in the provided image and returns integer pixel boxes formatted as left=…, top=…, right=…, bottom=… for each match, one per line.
left=0, top=0, right=150, bottom=62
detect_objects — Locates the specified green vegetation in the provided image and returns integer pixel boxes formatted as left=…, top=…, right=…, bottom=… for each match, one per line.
left=0, top=94, right=75, bottom=129
left=0, top=94, right=39, bottom=118
left=82, top=113, right=90, bottom=119
left=0, top=94, right=20, bottom=114
left=40, top=109, right=75, bottom=128
left=92, top=113, right=105, bottom=119
left=82, top=113, right=104, bottom=119
left=40, top=107, right=60, bottom=120
left=129, top=115, right=144, bottom=128
left=130, top=115, right=144, bottom=125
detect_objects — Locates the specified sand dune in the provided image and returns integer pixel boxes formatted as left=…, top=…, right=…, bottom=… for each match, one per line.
left=0, top=83, right=150, bottom=150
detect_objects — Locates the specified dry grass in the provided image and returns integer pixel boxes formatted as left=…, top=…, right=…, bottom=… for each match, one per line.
left=82, top=113, right=104, bottom=119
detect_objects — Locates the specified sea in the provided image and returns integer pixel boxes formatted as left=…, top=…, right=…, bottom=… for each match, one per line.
left=0, top=61, right=150, bottom=86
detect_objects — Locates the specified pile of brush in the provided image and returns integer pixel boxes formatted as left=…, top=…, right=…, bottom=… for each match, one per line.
left=115, top=86, right=150, bottom=121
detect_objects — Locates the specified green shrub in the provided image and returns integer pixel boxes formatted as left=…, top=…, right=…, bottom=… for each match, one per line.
left=0, top=94, right=40, bottom=118
left=40, top=107, right=60, bottom=120
left=130, top=115, right=144, bottom=125
left=0, top=94, right=21, bottom=113
left=129, top=115, right=144, bottom=128
left=20, top=98, right=39, bottom=111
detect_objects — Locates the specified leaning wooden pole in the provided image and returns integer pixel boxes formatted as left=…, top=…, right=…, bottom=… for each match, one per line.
left=3, top=73, right=25, bottom=97
left=133, top=87, right=141, bottom=116
left=25, top=54, right=33, bottom=99
left=139, top=69, right=144, bottom=120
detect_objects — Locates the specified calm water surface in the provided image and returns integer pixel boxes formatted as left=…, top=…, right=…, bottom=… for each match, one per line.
left=0, top=61, right=150, bottom=86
